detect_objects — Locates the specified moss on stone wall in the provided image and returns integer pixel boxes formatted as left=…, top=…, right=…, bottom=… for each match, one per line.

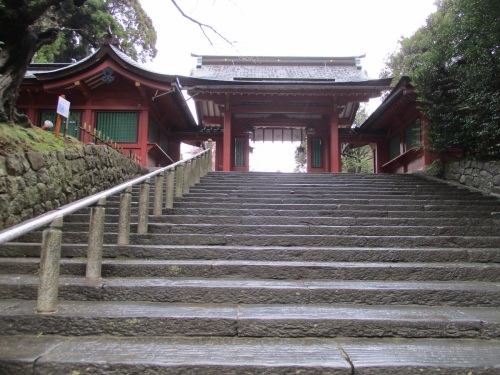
left=0, top=143, right=146, bottom=229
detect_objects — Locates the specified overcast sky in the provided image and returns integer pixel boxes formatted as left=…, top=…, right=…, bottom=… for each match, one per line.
left=140, top=0, right=437, bottom=80
left=138, top=0, right=437, bottom=171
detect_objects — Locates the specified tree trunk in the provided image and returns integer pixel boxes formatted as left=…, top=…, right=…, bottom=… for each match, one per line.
left=0, top=1, right=86, bottom=126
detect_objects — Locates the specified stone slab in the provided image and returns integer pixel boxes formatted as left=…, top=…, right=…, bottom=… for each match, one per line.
left=339, top=337, right=500, bottom=374
left=0, top=300, right=238, bottom=337
left=0, top=335, right=351, bottom=375
left=237, top=304, right=499, bottom=339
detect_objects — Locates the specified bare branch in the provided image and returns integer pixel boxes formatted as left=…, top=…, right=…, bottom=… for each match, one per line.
left=170, top=0, right=234, bottom=47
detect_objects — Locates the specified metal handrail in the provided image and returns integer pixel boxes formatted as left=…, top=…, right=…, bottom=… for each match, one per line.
left=0, top=148, right=210, bottom=245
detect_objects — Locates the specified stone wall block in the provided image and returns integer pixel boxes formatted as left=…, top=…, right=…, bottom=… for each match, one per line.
left=23, top=169, right=37, bottom=187
left=26, top=152, right=45, bottom=171
left=0, top=156, right=7, bottom=176
left=56, top=149, right=65, bottom=163
left=5, top=154, right=29, bottom=175
left=6, top=176, right=19, bottom=196
left=21, top=208, right=34, bottom=222
left=0, top=177, right=6, bottom=194
left=0, top=194, right=9, bottom=219
left=65, top=148, right=82, bottom=160
left=36, top=168, right=51, bottom=185
left=444, top=160, right=500, bottom=196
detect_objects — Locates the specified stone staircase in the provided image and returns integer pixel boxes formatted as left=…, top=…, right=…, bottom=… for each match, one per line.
left=0, top=171, right=499, bottom=374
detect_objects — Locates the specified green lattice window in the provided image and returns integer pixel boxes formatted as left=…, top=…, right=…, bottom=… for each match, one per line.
left=39, top=110, right=81, bottom=139
left=405, top=120, right=421, bottom=151
left=311, top=138, right=322, bottom=168
left=389, top=134, right=401, bottom=160
left=234, top=137, right=245, bottom=167
left=96, top=112, right=138, bottom=143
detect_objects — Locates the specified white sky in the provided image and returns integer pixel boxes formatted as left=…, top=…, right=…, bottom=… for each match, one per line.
left=139, top=0, right=437, bottom=171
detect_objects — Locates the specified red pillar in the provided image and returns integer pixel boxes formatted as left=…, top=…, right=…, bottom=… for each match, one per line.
left=330, top=111, right=341, bottom=172
left=138, top=110, right=148, bottom=167
left=222, top=107, right=232, bottom=172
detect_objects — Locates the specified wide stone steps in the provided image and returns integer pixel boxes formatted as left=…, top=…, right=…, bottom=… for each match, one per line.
left=1, top=171, right=499, bottom=373
left=1, top=258, right=499, bottom=282
left=59, top=213, right=498, bottom=227
left=2, top=243, right=498, bottom=262
left=17, top=222, right=499, bottom=237
left=61, top=206, right=498, bottom=219
left=2, top=335, right=499, bottom=375
left=10, top=231, right=500, bottom=248
left=1, top=276, right=499, bottom=307
left=1, top=300, right=499, bottom=339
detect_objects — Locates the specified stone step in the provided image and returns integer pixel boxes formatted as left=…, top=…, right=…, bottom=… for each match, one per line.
left=0, top=300, right=498, bottom=339
left=2, top=335, right=499, bottom=374
left=106, top=194, right=499, bottom=207
left=146, top=223, right=498, bottom=237
left=66, top=206, right=499, bottom=219
left=60, top=213, right=499, bottom=227
left=47, top=222, right=499, bottom=237
left=1, top=275, right=498, bottom=307
left=1, top=258, right=499, bottom=281
left=166, top=207, right=497, bottom=218
left=171, top=201, right=498, bottom=212
left=2, top=243, right=498, bottom=263
left=11, top=230, right=500, bottom=248
left=175, top=196, right=499, bottom=206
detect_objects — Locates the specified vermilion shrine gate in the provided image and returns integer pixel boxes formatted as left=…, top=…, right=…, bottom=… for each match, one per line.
left=178, top=55, right=392, bottom=172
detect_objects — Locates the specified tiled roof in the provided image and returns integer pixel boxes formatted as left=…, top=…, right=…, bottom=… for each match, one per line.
left=191, top=55, right=371, bottom=82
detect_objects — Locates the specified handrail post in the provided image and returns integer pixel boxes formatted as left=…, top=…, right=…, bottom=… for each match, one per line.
left=86, top=197, right=106, bottom=279
left=37, top=216, right=63, bottom=313
left=137, top=178, right=150, bottom=234
left=189, top=158, right=197, bottom=187
left=165, top=169, right=175, bottom=209
left=201, top=151, right=209, bottom=177
left=195, top=155, right=201, bottom=184
left=153, top=172, right=164, bottom=215
left=175, top=164, right=184, bottom=198
left=117, top=186, right=132, bottom=245
left=183, top=160, right=191, bottom=195
left=207, top=139, right=214, bottom=172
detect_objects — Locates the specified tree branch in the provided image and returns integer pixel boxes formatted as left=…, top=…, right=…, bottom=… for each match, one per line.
left=170, top=0, right=234, bottom=47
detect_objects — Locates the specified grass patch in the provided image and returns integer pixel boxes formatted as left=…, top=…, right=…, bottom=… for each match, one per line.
left=0, top=123, right=82, bottom=157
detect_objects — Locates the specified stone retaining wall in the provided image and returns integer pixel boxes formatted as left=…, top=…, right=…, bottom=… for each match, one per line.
left=444, top=160, right=500, bottom=196
left=0, top=144, right=146, bottom=230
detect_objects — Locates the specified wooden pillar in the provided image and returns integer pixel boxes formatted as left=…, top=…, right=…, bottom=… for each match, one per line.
left=222, top=96, right=232, bottom=172
left=138, top=110, right=148, bottom=167
left=82, top=109, right=93, bottom=143
left=329, top=110, right=341, bottom=173
left=215, top=138, right=223, bottom=171
left=26, top=108, right=37, bottom=125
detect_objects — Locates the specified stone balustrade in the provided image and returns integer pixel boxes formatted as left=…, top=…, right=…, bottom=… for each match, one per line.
left=0, top=142, right=213, bottom=313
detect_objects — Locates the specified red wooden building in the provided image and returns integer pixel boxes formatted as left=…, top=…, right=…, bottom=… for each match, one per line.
left=17, top=37, right=198, bottom=167
left=178, top=54, right=392, bottom=172
left=356, top=76, right=437, bottom=173
left=20, top=41, right=435, bottom=173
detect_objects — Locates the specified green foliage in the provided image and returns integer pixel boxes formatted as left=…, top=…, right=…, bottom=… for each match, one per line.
left=0, top=124, right=81, bottom=157
left=382, top=0, right=500, bottom=159
left=340, top=104, right=373, bottom=173
left=341, top=145, right=373, bottom=173
left=293, top=141, right=307, bottom=173
left=35, top=0, right=157, bottom=63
